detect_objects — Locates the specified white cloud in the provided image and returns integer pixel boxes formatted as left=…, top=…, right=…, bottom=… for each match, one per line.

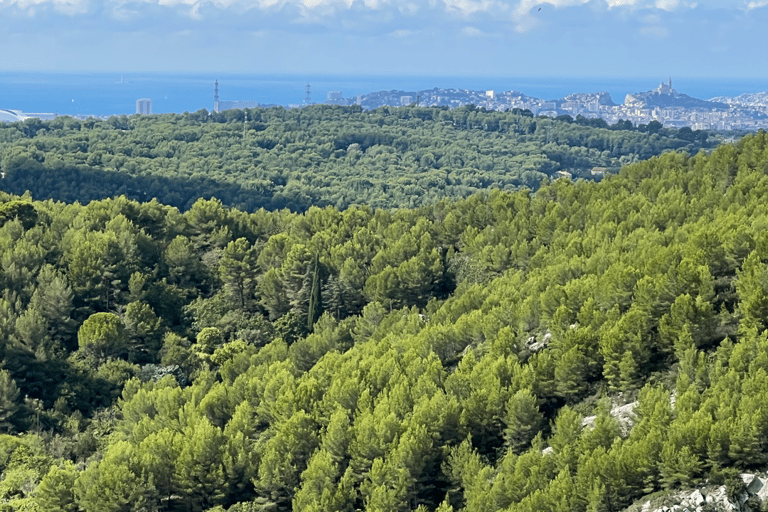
left=605, top=0, right=697, bottom=8
left=605, top=0, right=642, bottom=6
left=0, top=0, right=737, bottom=36
left=442, top=0, right=495, bottom=16
left=654, top=0, right=679, bottom=9
left=461, top=24, right=488, bottom=35
left=398, top=2, right=420, bottom=13
left=7, top=0, right=90, bottom=14
left=746, top=0, right=768, bottom=8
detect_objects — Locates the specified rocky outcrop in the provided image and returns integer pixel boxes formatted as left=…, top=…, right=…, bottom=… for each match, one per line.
left=624, top=91, right=728, bottom=110
left=526, top=331, right=551, bottom=352
left=562, top=91, right=617, bottom=106
left=581, top=399, right=638, bottom=436
left=631, top=473, right=768, bottom=512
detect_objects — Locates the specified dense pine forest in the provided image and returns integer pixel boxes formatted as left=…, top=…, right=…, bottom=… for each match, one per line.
left=0, top=109, right=764, bottom=512
left=0, top=106, right=713, bottom=212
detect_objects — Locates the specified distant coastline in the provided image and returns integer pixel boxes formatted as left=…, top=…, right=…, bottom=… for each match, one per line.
left=1, top=72, right=767, bottom=118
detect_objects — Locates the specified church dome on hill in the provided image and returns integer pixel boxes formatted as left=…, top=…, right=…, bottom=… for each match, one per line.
left=656, top=78, right=677, bottom=96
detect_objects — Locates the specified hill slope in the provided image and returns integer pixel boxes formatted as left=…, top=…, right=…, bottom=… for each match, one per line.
left=0, top=105, right=713, bottom=212
left=1, top=134, right=768, bottom=511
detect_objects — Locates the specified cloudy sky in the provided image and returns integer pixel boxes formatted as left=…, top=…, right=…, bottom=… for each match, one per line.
left=0, top=0, right=765, bottom=77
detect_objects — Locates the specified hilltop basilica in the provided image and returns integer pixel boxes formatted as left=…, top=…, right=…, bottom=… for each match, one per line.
left=656, top=78, right=677, bottom=96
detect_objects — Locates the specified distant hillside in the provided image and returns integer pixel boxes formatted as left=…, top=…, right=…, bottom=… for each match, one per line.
left=0, top=106, right=713, bottom=213
left=625, top=81, right=729, bottom=109
left=625, top=91, right=729, bottom=109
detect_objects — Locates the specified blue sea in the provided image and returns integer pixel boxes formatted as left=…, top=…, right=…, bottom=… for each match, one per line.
left=2, top=72, right=767, bottom=117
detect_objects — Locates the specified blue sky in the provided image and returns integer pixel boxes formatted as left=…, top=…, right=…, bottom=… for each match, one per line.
left=0, top=0, right=765, bottom=77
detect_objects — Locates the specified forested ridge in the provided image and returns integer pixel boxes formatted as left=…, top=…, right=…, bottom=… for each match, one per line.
left=0, top=105, right=713, bottom=213
left=0, top=131, right=765, bottom=512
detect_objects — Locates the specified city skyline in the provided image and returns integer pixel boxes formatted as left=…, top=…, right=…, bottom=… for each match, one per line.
left=0, top=1, right=766, bottom=79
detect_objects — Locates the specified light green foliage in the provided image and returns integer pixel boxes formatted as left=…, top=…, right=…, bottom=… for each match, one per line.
left=736, top=250, right=768, bottom=332
left=174, top=419, right=228, bottom=511
left=77, top=312, right=129, bottom=363
left=74, top=440, right=152, bottom=512
left=503, top=389, right=544, bottom=454
left=196, top=326, right=224, bottom=355
left=0, top=435, right=54, bottom=508
left=33, top=462, right=79, bottom=512
left=0, top=128, right=767, bottom=512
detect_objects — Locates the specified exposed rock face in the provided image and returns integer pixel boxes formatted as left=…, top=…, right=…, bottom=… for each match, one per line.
left=631, top=473, right=768, bottom=512
left=527, top=331, right=552, bottom=352
left=581, top=400, right=638, bottom=436
left=563, top=91, right=617, bottom=106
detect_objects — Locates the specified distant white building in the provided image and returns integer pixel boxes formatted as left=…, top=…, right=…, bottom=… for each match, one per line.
left=657, top=77, right=677, bottom=95
left=0, top=109, right=27, bottom=122
left=400, top=96, right=413, bottom=106
left=327, top=91, right=343, bottom=101
left=136, top=99, right=152, bottom=115
left=0, top=109, right=56, bottom=122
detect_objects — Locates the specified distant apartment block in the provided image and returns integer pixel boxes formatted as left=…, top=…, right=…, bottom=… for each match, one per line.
left=327, top=91, right=343, bottom=101
left=400, top=96, right=413, bottom=106
left=136, top=99, right=152, bottom=115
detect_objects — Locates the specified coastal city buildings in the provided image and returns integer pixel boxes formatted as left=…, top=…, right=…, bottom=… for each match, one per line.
left=351, top=81, right=768, bottom=131
left=2, top=80, right=767, bottom=131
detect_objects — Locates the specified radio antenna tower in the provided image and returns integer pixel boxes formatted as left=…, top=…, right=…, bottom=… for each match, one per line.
left=214, top=80, right=220, bottom=113
left=305, top=83, right=312, bottom=105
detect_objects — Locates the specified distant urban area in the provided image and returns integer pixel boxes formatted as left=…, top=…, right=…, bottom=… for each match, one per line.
left=3, top=78, right=768, bottom=132
left=326, top=79, right=768, bottom=132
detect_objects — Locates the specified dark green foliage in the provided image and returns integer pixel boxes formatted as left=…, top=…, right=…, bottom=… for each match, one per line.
left=0, top=201, right=37, bottom=230
left=724, top=470, right=747, bottom=505
left=0, top=107, right=715, bottom=213
left=0, top=371, right=20, bottom=433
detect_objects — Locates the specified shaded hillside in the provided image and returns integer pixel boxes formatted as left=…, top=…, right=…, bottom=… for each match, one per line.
left=0, top=105, right=713, bottom=213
